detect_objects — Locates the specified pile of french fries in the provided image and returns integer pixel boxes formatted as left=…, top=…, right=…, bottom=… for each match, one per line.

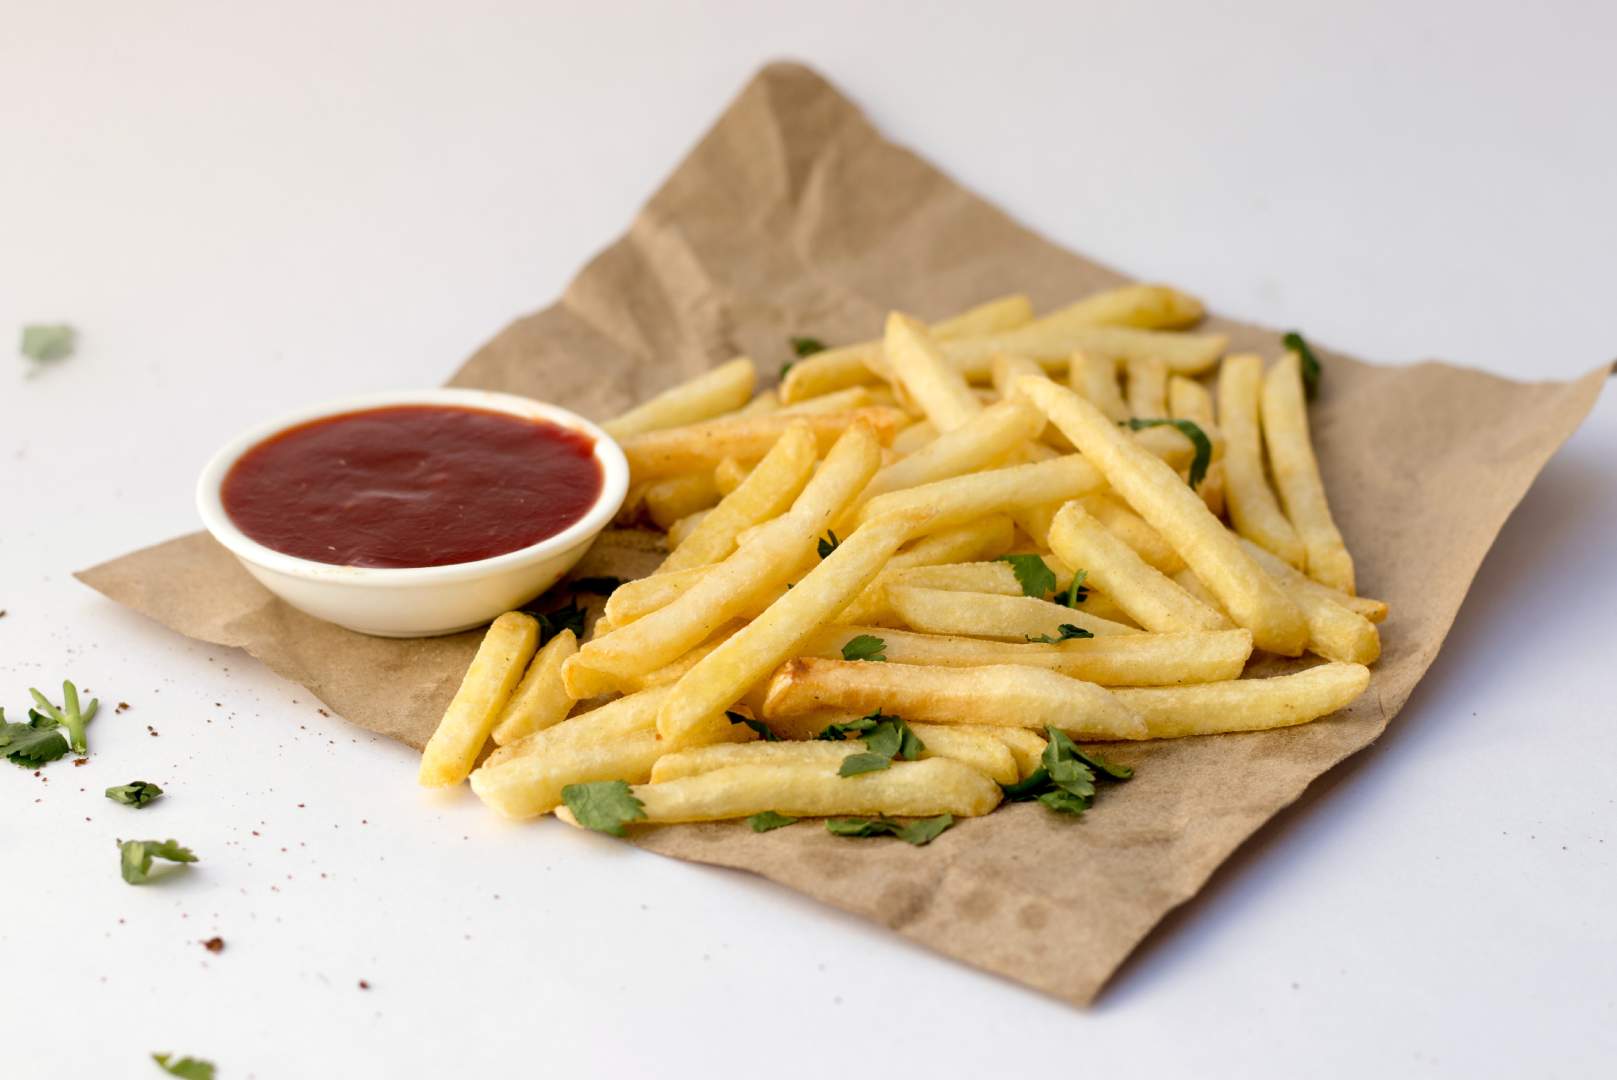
left=418, top=284, right=1383, bottom=841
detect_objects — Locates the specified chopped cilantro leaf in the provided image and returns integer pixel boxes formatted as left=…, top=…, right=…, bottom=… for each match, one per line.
left=151, top=1052, right=215, bottom=1079
left=119, top=839, right=198, bottom=884
left=837, top=752, right=892, bottom=776
left=840, top=634, right=887, bottom=662
left=999, top=726, right=1132, bottom=816
left=1025, top=624, right=1094, bottom=644
left=816, top=716, right=879, bottom=741
left=1283, top=331, right=1322, bottom=400
left=726, top=710, right=780, bottom=741
left=29, top=680, right=97, bottom=754
left=789, top=336, right=827, bottom=358
left=747, top=811, right=799, bottom=832
left=826, top=814, right=954, bottom=846
left=1060, top=569, right=1090, bottom=607
left=21, top=323, right=75, bottom=363
left=0, top=708, right=69, bottom=767
left=1125, top=418, right=1212, bottom=489
left=835, top=711, right=923, bottom=776
left=996, top=554, right=1057, bottom=598
left=817, top=530, right=840, bottom=559
left=106, top=781, right=164, bottom=808
left=561, top=780, right=645, bottom=837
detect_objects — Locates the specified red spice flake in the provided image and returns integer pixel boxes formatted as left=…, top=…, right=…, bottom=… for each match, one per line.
left=358, top=979, right=370, bottom=990
left=73, top=758, right=89, bottom=767
left=317, top=708, right=329, bottom=717
left=115, top=701, right=131, bottom=714
left=202, top=937, right=224, bottom=953
left=146, top=726, right=160, bottom=737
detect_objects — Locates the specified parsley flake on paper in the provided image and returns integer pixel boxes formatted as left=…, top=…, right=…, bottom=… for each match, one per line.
left=826, top=814, right=954, bottom=846
left=561, top=780, right=646, bottom=837
left=747, top=811, right=799, bottom=833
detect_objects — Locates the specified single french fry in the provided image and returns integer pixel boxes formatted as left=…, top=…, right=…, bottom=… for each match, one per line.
left=890, top=419, right=937, bottom=455
left=657, top=511, right=924, bottom=746
left=1018, top=377, right=1307, bottom=655
left=469, top=686, right=751, bottom=819
left=801, top=625, right=1253, bottom=686
left=883, top=312, right=984, bottom=432
left=1077, top=493, right=1185, bottom=574
left=1238, top=539, right=1380, bottom=664
left=622, top=407, right=905, bottom=482
left=1262, top=351, right=1356, bottom=593
left=942, top=325, right=1228, bottom=383
left=713, top=456, right=751, bottom=495
left=643, top=471, right=722, bottom=530
left=603, top=358, right=756, bottom=440
left=1110, top=663, right=1371, bottom=740
left=855, top=455, right=1105, bottom=532
left=665, top=509, right=709, bottom=549
left=781, top=294, right=1036, bottom=403
left=489, top=630, right=578, bottom=746
left=762, top=658, right=1146, bottom=740
left=989, top=352, right=1048, bottom=405
left=886, top=585, right=1141, bottom=640
left=1219, top=354, right=1305, bottom=566
left=733, top=390, right=781, bottom=417
left=1333, top=590, right=1388, bottom=623
left=1055, top=284, right=1205, bottom=330
left=1125, top=356, right=1170, bottom=418
left=853, top=398, right=1044, bottom=510
left=604, top=566, right=705, bottom=626
left=418, top=612, right=539, bottom=787
left=777, top=385, right=897, bottom=415
left=1048, top=502, right=1229, bottom=633
left=1171, top=568, right=1227, bottom=615
left=617, top=623, right=745, bottom=692
left=612, top=758, right=1004, bottom=823
left=656, top=420, right=818, bottom=573
left=565, top=424, right=882, bottom=696
left=650, top=724, right=1018, bottom=786
left=1069, top=350, right=1131, bottom=423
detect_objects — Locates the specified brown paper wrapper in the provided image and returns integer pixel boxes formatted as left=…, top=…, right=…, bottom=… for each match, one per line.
left=78, top=63, right=1607, bottom=1005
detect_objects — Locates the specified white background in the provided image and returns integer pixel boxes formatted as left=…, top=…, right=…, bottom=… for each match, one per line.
left=3, top=2, right=1614, bottom=1077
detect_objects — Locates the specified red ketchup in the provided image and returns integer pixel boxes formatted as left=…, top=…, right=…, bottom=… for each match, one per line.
left=222, top=405, right=602, bottom=568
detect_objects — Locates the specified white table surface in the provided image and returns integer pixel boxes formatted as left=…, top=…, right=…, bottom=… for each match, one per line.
left=4, top=3, right=1614, bottom=1077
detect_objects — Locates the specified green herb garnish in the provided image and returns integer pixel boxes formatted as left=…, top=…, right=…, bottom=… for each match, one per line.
left=561, top=780, right=646, bottom=837
left=29, top=680, right=97, bottom=755
left=833, top=711, right=924, bottom=776
left=21, top=324, right=75, bottom=363
left=816, top=715, right=879, bottom=741
left=748, top=811, right=799, bottom=832
left=0, top=708, right=69, bottom=767
left=1000, top=727, right=1132, bottom=817
left=996, top=554, right=1057, bottom=598
left=1025, top=624, right=1094, bottom=644
left=1283, top=330, right=1322, bottom=400
left=119, top=839, right=198, bottom=884
left=726, top=710, right=780, bottom=741
left=1060, top=569, right=1090, bottom=607
left=789, top=336, right=827, bottom=358
left=826, top=814, right=954, bottom=846
left=817, top=530, right=840, bottom=559
left=1124, top=418, right=1212, bottom=489
left=840, top=634, right=887, bottom=662
left=106, top=781, right=164, bottom=808
left=527, top=599, right=587, bottom=643
left=151, top=1052, right=215, bottom=1079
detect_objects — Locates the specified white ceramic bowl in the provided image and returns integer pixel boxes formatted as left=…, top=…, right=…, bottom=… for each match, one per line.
left=196, top=388, right=628, bottom=638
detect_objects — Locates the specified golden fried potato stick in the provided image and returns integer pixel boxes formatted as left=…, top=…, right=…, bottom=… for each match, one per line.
left=732, top=390, right=781, bottom=417
left=564, top=758, right=1004, bottom=825
left=489, top=629, right=578, bottom=746
left=890, top=420, right=938, bottom=455
left=656, top=420, right=818, bottom=574
left=854, top=398, right=1044, bottom=510
left=1168, top=373, right=1226, bottom=516
left=1218, top=353, right=1305, bottom=566
left=469, top=686, right=752, bottom=820
left=1238, top=539, right=1380, bottom=664
left=801, top=624, right=1252, bottom=686
left=855, top=454, right=1105, bottom=532
left=1125, top=356, right=1170, bottom=418
left=1056, top=283, right=1205, bottom=329
left=1262, top=351, right=1357, bottom=593
left=657, top=510, right=924, bottom=747
left=564, top=424, right=882, bottom=697
left=1017, top=377, right=1308, bottom=655
left=621, top=407, right=905, bottom=482
left=664, top=509, right=709, bottom=550
left=943, top=325, right=1227, bottom=383
left=885, top=585, right=1141, bottom=640
left=1076, top=493, right=1185, bottom=574
left=961, top=725, right=1048, bottom=778
left=883, top=312, right=984, bottom=432
left=603, top=358, right=757, bottom=440
left=418, top=612, right=539, bottom=787
left=779, top=295, right=1035, bottom=404
left=649, top=724, right=1018, bottom=786
left=762, top=658, right=1146, bottom=740
left=1069, top=350, right=1131, bottom=422
left=1048, top=502, right=1229, bottom=633
left=776, top=385, right=898, bottom=415
left=642, top=471, right=721, bottom=530
left=713, top=456, right=752, bottom=495
left=1110, top=663, right=1370, bottom=739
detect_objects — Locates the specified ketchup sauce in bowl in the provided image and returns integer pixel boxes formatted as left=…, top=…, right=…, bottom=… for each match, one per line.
left=197, top=390, right=627, bottom=637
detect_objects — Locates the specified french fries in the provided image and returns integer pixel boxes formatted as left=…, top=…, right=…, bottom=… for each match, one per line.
left=1219, top=353, right=1305, bottom=566
left=489, top=629, right=577, bottom=746
left=763, top=658, right=1147, bottom=740
left=419, top=612, right=539, bottom=787
left=1048, top=502, right=1229, bottom=633
left=801, top=625, right=1253, bottom=686
left=1018, top=377, right=1308, bottom=656
left=1263, top=350, right=1356, bottom=593
left=602, top=357, right=757, bottom=439
left=1111, top=663, right=1371, bottom=739
left=430, top=284, right=1382, bottom=842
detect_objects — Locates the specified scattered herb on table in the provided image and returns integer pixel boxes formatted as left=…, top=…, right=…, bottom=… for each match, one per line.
left=21, top=323, right=75, bottom=363
left=119, top=839, right=198, bottom=884
left=1, top=708, right=71, bottom=767
left=29, top=680, right=97, bottom=754
left=106, top=780, right=164, bottom=808
left=151, top=1052, right=215, bottom=1079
